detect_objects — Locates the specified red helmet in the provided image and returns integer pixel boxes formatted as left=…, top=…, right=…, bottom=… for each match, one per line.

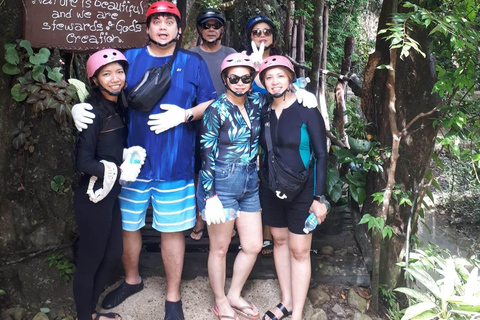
left=86, top=49, right=128, bottom=78
left=220, top=53, right=256, bottom=75
left=146, top=1, right=181, bottom=20
left=258, top=55, right=295, bottom=85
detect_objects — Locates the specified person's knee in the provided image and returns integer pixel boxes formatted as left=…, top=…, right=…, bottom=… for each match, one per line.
left=241, top=239, right=262, bottom=255
left=210, top=244, right=230, bottom=258
left=290, top=246, right=310, bottom=261
left=273, top=235, right=288, bottom=247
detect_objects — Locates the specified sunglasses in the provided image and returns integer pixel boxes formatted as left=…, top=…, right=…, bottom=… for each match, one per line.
left=201, top=22, right=223, bottom=30
left=251, top=28, right=272, bottom=38
left=227, top=74, right=253, bottom=84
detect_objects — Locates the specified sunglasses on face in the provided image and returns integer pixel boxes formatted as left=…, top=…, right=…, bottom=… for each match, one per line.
left=251, top=28, right=272, bottom=38
left=227, top=74, right=253, bottom=84
left=201, top=22, right=223, bottom=30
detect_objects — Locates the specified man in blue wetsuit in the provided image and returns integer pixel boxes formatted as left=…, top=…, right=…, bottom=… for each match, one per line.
left=72, top=2, right=216, bottom=319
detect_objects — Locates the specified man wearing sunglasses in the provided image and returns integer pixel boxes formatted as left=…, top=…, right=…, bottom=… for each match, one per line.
left=190, top=8, right=236, bottom=95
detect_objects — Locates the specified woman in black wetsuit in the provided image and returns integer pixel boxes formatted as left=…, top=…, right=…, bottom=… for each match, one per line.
left=257, top=56, right=329, bottom=320
left=73, top=49, right=146, bottom=320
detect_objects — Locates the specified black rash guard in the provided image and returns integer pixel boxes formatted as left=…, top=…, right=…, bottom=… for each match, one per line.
left=260, top=100, right=327, bottom=197
left=75, top=99, right=127, bottom=187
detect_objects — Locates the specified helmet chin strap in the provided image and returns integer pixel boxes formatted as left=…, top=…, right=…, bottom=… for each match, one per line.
left=270, top=87, right=290, bottom=99
left=224, top=82, right=248, bottom=97
left=96, top=84, right=126, bottom=97
left=199, top=28, right=223, bottom=45
left=149, top=32, right=180, bottom=47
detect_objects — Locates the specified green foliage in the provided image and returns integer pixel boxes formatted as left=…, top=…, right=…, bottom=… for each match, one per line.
left=47, top=252, right=75, bottom=282
left=326, top=0, right=374, bottom=71
left=379, top=0, right=480, bottom=184
left=358, top=213, right=396, bottom=240
left=380, top=284, right=404, bottom=320
left=11, top=121, right=37, bottom=152
left=51, top=175, right=67, bottom=193
left=327, top=140, right=389, bottom=205
left=396, top=247, right=480, bottom=319
left=0, top=289, right=6, bottom=296
left=2, top=40, right=78, bottom=142
left=200, top=0, right=223, bottom=10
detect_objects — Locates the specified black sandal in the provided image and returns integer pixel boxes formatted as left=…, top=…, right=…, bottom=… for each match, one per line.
left=262, top=303, right=291, bottom=320
left=94, top=312, right=121, bottom=320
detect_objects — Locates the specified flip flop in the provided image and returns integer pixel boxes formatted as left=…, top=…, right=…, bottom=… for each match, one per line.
left=213, top=305, right=237, bottom=320
left=231, top=300, right=260, bottom=319
left=190, top=227, right=204, bottom=241
left=94, top=312, right=121, bottom=320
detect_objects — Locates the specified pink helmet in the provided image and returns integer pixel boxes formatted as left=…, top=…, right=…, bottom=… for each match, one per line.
left=220, top=53, right=256, bottom=75
left=259, top=55, right=295, bottom=85
left=146, top=1, right=181, bottom=20
left=86, top=49, right=128, bottom=78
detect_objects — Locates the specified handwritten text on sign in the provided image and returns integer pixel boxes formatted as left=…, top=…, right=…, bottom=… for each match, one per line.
left=24, top=0, right=148, bottom=51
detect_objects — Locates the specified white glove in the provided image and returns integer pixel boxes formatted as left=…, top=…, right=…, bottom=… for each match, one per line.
left=147, top=104, right=185, bottom=134
left=293, top=88, right=318, bottom=109
left=123, top=146, right=147, bottom=165
left=119, top=154, right=142, bottom=182
left=249, top=41, right=265, bottom=70
left=72, top=103, right=95, bottom=132
left=86, top=160, right=118, bottom=203
left=204, top=195, right=226, bottom=225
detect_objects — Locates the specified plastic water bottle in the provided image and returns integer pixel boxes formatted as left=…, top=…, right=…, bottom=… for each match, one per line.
left=293, top=77, right=311, bottom=90
left=119, top=151, right=142, bottom=187
left=303, top=212, right=318, bottom=234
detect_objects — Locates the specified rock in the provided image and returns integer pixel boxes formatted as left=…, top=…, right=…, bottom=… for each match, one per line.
left=56, top=308, right=66, bottom=318
left=352, top=311, right=372, bottom=320
left=61, top=317, right=74, bottom=320
left=1, top=308, right=27, bottom=320
left=347, top=287, right=368, bottom=313
left=308, top=286, right=330, bottom=307
left=331, top=303, right=345, bottom=317
left=310, top=308, right=328, bottom=320
left=320, top=246, right=334, bottom=255
left=31, top=312, right=49, bottom=320
left=0, top=316, right=13, bottom=320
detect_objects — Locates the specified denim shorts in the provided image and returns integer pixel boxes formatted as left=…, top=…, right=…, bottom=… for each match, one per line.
left=197, top=160, right=261, bottom=220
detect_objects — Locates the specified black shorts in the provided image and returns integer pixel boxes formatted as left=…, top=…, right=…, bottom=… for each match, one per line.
left=259, top=169, right=314, bottom=234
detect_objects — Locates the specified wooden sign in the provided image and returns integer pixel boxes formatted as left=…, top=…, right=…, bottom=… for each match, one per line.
left=23, top=0, right=149, bottom=51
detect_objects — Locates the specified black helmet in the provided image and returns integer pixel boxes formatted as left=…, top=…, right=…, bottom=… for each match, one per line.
left=197, top=8, right=225, bottom=25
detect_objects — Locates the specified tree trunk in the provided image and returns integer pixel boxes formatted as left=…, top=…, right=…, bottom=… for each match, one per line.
left=295, top=1, right=306, bottom=78
left=333, top=37, right=354, bottom=146
left=361, top=0, right=440, bottom=311
left=284, top=0, right=295, bottom=56
left=310, top=0, right=325, bottom=92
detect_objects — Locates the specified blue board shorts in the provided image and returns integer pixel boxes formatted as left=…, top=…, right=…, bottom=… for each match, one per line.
left=119, top=179, right=196, bottom=233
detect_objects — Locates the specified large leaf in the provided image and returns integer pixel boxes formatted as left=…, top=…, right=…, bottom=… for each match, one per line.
left=5, top=47, right=19, bottom=65
left=2, top=63, right=20, bottom=75
left=395, top=287, right=433, bottom=303
left=19, top=39, right=33, bottom=56
left=401, top=301, right=438, bottom=320
left=29, top=47, right=50, bottom=65
left=11, top=84, right=28, bottom=102
left=406, top=267, right=441, bottom=298
left=68, top=78, right=88, bottom=102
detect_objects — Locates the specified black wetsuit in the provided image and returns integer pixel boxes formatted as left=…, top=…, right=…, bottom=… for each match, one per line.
left=73, top=98, right=126, bottom=320
left=259, top=100, right=328, bottom=234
